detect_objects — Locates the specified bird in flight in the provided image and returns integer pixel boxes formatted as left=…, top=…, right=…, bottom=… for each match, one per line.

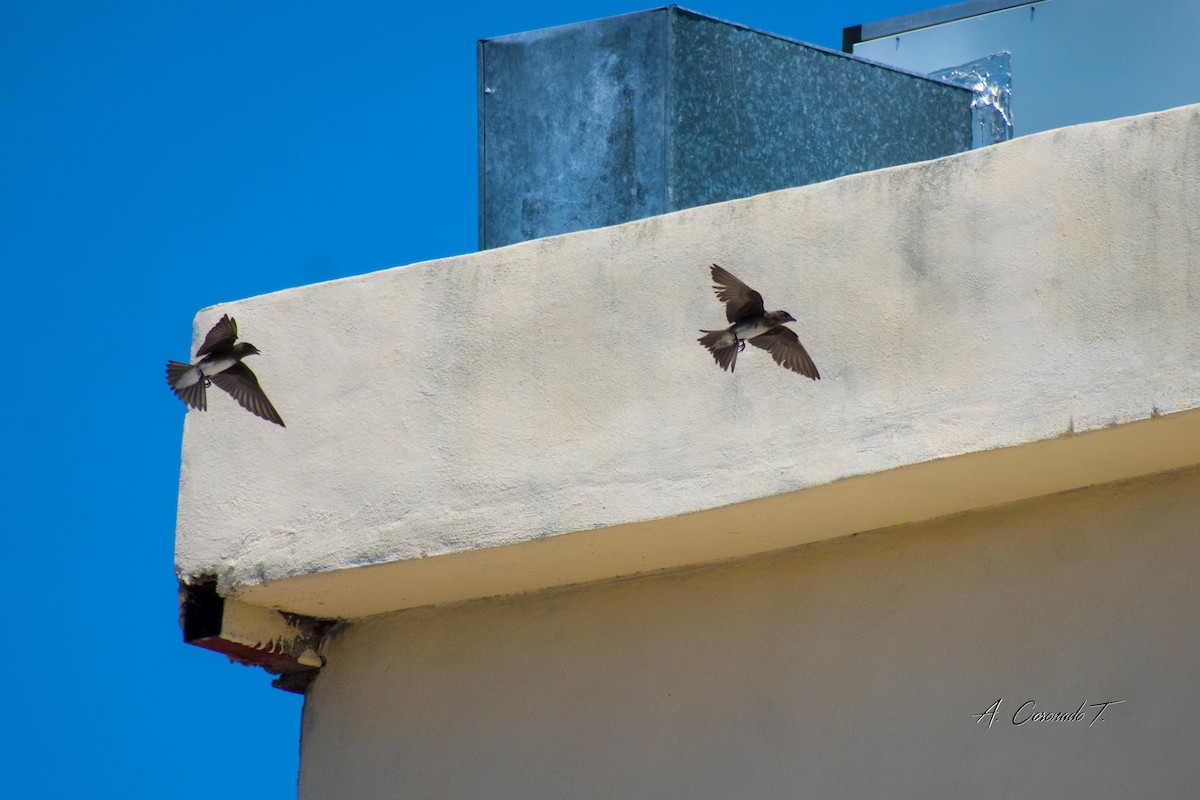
left=698, top=264, right=820, bottom=379
left=166, top=314, right=286, bottom=426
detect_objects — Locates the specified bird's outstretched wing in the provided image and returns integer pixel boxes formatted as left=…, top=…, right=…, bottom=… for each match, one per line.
left=749, top=327, right=820, bottom=380
left=209, top=363, right=286, bottom=426
left=195, top=314, right=238, bottom=357
left=710, top=264, right=764, bottom=323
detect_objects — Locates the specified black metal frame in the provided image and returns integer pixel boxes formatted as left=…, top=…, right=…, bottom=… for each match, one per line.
left=843, top=0, right=1040, bottom=52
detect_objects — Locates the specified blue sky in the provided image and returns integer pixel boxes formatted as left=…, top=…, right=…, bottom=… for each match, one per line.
left=1, top=1, right=922, bottom=796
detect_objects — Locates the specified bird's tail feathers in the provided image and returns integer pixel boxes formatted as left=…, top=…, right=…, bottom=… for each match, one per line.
left=698, top=330, right=738, bottom=372
left=165, top=360, right=192, bottom=386
left=166, top=361, right=207, bottom=411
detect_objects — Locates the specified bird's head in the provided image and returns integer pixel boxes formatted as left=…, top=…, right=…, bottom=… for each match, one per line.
left=768, top=310, right=796, bottom=325
left=234, top=342, right=262, bottom=357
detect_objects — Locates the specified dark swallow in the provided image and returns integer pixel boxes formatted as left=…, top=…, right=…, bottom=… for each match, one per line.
left=166, top=314, right=285, bottom=426
left=698, top=263, right=820, bottom=379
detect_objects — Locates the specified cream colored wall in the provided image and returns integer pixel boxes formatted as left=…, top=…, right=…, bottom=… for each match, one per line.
left=298, top=467, right=1200, bottom=799
left=175, top=104, right=1200, bottom=620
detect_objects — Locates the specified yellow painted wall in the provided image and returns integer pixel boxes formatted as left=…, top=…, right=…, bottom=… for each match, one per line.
left=298, top=467, right=1200, bottom=798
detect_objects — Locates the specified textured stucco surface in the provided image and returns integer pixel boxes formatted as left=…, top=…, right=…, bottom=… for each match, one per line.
left=298, top=468, right=1200, bottom=799
left=175, top=103, right=1200, bottom=617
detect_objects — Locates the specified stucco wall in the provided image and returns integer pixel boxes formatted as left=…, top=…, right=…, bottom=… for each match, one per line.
left=298, top=466, right=1200, bottom=799
left=175, top=103, right=1200, bottom=619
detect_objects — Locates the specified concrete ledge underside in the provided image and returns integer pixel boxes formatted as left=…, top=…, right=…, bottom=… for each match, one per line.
left=176, top=103, right=1200, bottom=621
left=237, top=409, right=1200, bottom=618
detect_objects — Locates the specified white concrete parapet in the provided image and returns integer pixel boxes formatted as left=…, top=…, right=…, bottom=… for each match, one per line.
left=175, top=104, right=1200, bottom=621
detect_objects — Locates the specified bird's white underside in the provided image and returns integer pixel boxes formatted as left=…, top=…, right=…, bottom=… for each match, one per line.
left=171, top=355, right=238, bottom=388
left=729, top=319, right=773, bottom=341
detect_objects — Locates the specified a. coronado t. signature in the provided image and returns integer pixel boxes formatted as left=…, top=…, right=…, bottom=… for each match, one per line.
left=973, top=699, right=1124, bottom=728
